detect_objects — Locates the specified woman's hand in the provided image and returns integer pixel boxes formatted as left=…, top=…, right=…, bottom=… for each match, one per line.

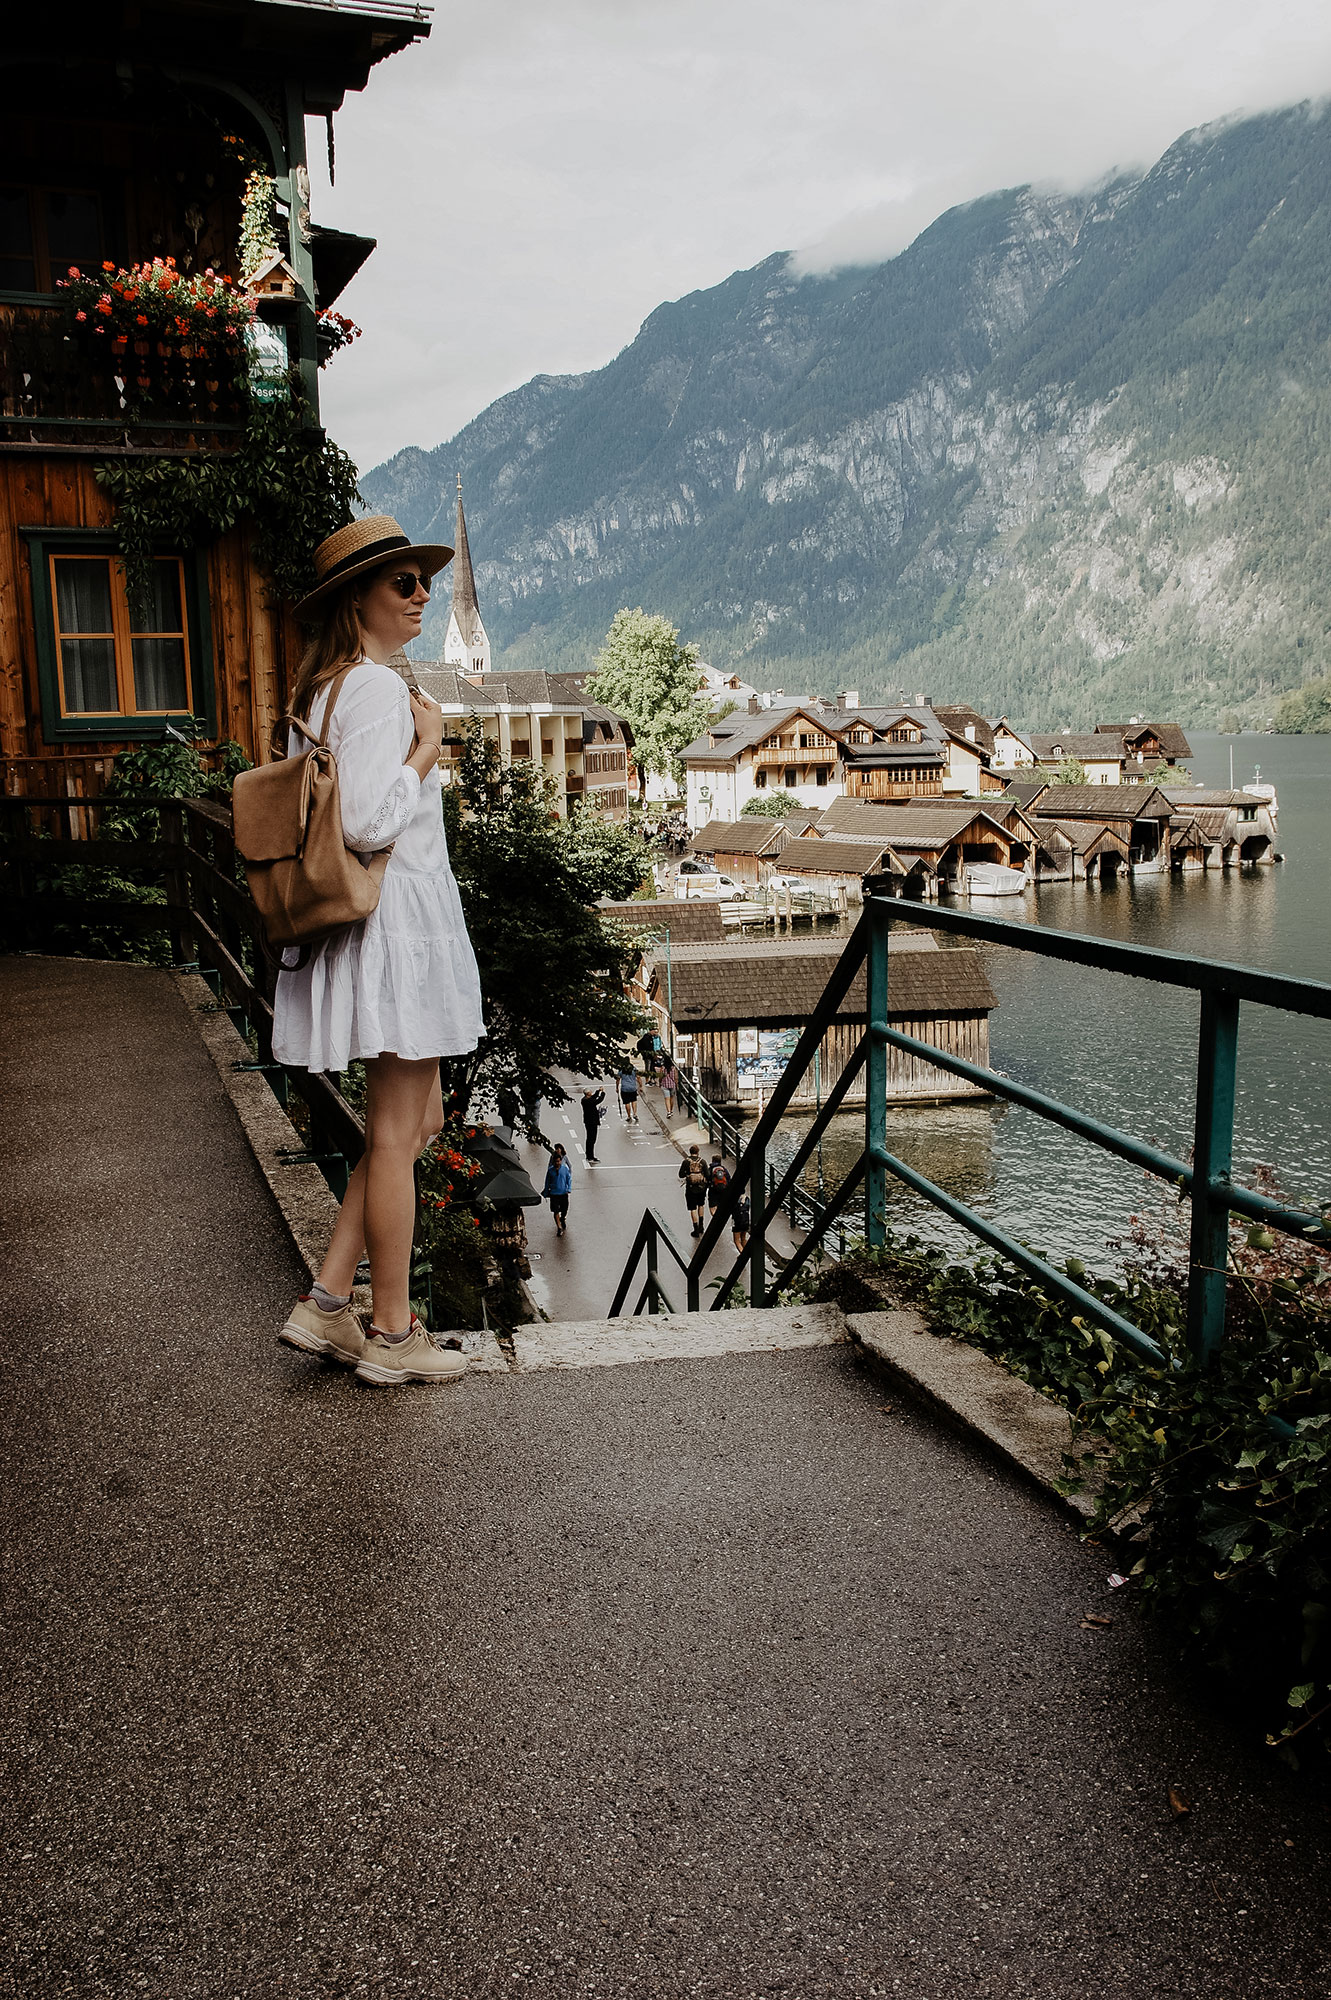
left=408, top=688, right=445, bottom=753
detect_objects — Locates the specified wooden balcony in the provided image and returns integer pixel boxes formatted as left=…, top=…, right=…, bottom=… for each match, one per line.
left=0, top=302, right=249, bottom=451
left=752, top=742, right=835, bottom=764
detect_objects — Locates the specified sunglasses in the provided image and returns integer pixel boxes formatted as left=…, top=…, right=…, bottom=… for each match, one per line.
left=387, top=570, right=430, bottom=600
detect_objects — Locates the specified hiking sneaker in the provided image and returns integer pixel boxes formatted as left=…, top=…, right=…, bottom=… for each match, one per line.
left=278, top=1294, right=366, bottom=1366
left=354, top=1318, right=469, bottom=1388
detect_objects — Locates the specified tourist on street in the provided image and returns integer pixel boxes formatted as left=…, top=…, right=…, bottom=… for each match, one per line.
left=581, top=1083, right=606, bottom=1161
left=681, top=1144, right=709, bottom=1235
left=544, top=1143, right=572, bottom=1236
left=618, top=1064, right=640, bottom=1124
left=660, top=1057, right=678, bottom=1120
left=707, top=1154, right=731, bottom=1225
left=272, top=515, right=485, bottom=1388
left=636, top=1029, right=658, bottom=1080
left=731, top=1190, right=752, bottom=1255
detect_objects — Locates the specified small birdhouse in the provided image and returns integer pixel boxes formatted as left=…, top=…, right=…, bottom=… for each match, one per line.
left=245, top=254, right=301, bottom=317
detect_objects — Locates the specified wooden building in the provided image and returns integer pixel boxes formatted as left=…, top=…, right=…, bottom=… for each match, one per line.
left=807, top=797, right=1036, bottom=896
left=648, top=934, right=997, bottom=1109
left=2, top=2, right=428, bottom=796
left=1029, top=785, right=1175, bottom=870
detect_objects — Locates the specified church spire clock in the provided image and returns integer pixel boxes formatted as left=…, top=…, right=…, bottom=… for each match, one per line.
left=442, top=471, right=491, bottom=678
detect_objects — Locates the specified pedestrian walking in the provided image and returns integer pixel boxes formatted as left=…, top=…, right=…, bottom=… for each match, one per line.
left=581, top=1083, right=606, bottom=1161
left=636, top=1030, right=658, bottom=1081
left=680, top=1144, right=709, bottom=1235
left=269, top=516, right=485, bottom=1388
left=706, top=1154, right=731, bottom=1224
left=544, top=1143, right=572, bottom=1236
left=618, top=1064, right=640, bottom=1124
left=660, top=1057, right=678, bottom=1120
left=731, top=1190, right=751, bottom=1254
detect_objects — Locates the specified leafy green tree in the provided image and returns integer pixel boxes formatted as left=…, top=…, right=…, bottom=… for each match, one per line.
left=741, top=789, right=801, bottom=818
left=1275, top=676, right=1331, bottom=733
left=587, top=608, right=702, bottom=802
left=1050, top=757, right=1087, bottom=785
left=441, top=727, right=647, bottom=1119
left=558, top=800, right=653, bottom=902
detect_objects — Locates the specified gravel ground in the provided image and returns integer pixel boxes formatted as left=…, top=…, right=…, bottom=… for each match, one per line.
left=2, top=955, right=1329, bottom=2000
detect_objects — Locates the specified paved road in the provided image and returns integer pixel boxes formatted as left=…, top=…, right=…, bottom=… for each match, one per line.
left=3, top=955, right=1331, bottom=1999
left=516, top=1071, right=740, bottom=1321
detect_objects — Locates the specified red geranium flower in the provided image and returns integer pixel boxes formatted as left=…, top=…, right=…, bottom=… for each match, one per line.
left=75, top=309, right=87, bottom=321
left=135, top=313, right=148, bottom=326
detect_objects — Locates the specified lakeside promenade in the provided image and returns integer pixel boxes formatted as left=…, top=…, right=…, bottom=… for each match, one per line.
left=3, top=952, right=1331, bottom=1999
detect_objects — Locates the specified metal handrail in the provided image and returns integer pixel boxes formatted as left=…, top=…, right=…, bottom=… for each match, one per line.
left=611, top=882, right=1331, bottom=1372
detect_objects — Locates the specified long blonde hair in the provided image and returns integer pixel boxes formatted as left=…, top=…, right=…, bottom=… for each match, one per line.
left=284, top=584, right=364, bottom=742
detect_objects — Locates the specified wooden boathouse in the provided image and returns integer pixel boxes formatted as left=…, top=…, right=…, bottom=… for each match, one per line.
left=646, top=933, right=997, bottom=1109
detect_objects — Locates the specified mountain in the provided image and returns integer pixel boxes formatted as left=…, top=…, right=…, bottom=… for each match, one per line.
left=362, top=105, right=1331, bottom=727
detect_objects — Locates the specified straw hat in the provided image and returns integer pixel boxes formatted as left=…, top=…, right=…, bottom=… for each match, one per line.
left=294, top=514, right=453, bottom=618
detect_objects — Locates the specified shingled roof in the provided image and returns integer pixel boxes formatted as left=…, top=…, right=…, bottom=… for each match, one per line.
left=599, top=899, right=725, bottom=942
left=774, top=839, right=903, bottom=876
left=652, top=937, right=997, bottom=1028
left=815, top=798, right=1015, bottom=846
left=688, top=819, right=789, bottom=857
left=1031, top=786, right=1173, bottom=819
left=1097, top=722, right=1193, bottom=758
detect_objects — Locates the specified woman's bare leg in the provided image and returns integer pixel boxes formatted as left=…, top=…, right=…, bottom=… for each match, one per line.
left=317, top=1054, right=440, bottom=1329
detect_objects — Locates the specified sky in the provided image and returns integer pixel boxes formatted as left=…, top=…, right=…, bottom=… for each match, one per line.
left=307, top=0, right=1331, bottom=474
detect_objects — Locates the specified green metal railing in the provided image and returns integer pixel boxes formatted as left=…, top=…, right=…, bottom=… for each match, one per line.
left=611, top=877, right=1331, bottom=1369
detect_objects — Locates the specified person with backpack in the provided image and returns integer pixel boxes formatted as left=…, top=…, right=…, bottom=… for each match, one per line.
left=543, top=1144, right=573, bottom=1236
left=731, top=1190, right=752, bottom=1255
left=680, top=1144, right=709, bottom=1235
left=706, top=1154, right=731, bottom=1223
left=618, top=1063, right=640, bottom=1124
left=264, top=516, right=485, bottom=1388
left=580, top=1083, right=606, bottom=1162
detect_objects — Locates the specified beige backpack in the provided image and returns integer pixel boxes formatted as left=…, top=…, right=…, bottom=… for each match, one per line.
left=231, top=667, right=393, bottom=967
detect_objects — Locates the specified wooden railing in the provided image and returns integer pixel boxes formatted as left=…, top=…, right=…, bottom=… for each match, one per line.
left=0, top=791, right=364, bottom=1191
left=0, top=301, right=249, bottom=449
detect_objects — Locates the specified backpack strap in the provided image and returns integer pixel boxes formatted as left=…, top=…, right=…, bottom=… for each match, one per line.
left=273, top=663, right=357, bottom=757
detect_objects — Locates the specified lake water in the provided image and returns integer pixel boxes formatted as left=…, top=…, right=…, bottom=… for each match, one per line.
left=770, top=732, right=1331, bottom=1267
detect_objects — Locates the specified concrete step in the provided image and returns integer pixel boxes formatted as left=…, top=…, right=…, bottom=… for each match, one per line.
left=513, top=1303, right=846, bottom=1372
left=847, top=1310, right=1106, bottom=1516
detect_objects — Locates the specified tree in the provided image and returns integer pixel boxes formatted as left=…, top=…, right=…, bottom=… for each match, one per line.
left=1050, top=757, right=1087, bottom=785
left=587, top=608, right=702, bottom=802
left=441, top=727, right=648, bottom=1120
left=741, top=789, right=801, bottom=819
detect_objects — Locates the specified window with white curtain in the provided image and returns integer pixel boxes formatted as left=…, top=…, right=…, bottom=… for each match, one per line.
left=50, top=553, right=193, bottom=718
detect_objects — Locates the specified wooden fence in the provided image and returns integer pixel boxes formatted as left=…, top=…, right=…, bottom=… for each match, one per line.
left=0, top=791, right=364, bottom=1188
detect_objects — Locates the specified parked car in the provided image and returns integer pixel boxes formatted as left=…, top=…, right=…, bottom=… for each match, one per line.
left=674, top=867, right=748, bottom=901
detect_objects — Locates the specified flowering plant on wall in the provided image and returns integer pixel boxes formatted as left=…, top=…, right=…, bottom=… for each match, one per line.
left=316, top=309, right=361, bottom=366
left=59, top=257, right=254, bottom=351
left=58, top=257, right=254, bottom=415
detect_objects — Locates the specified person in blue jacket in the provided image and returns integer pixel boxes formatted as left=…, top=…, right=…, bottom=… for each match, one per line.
left=543, top=1143, right=572, bottom=1236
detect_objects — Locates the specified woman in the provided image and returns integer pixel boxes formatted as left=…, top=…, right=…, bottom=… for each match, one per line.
left=273, top=515, right=486, bottom=1388
left=544, top=1143, right=572, bottom=1236
left=731, top=1190, right=751, bottom=1255
left=618, top=1063, right=640, bottom=1125
left=659, top=1057, right=678, bottom=1121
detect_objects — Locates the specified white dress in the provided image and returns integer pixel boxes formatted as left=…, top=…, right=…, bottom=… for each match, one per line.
left=271, top=660, right=485, bottom=1073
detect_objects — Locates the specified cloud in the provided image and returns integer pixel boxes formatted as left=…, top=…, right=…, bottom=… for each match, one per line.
left=307, top=0, right=1331, bottom=470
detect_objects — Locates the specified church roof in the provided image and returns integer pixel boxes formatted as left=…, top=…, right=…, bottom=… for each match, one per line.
left=448, top=477, right=484, bottom=650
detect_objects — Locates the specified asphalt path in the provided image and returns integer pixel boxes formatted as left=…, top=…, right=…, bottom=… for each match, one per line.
left=4, top=955, right=1331, bottom=1999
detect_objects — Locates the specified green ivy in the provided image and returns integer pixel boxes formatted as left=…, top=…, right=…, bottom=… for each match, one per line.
left=95, top=394, right=361, bottom=613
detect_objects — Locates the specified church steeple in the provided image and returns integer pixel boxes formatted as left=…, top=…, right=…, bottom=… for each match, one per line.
left=442, top=472, right=491, bottom=678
